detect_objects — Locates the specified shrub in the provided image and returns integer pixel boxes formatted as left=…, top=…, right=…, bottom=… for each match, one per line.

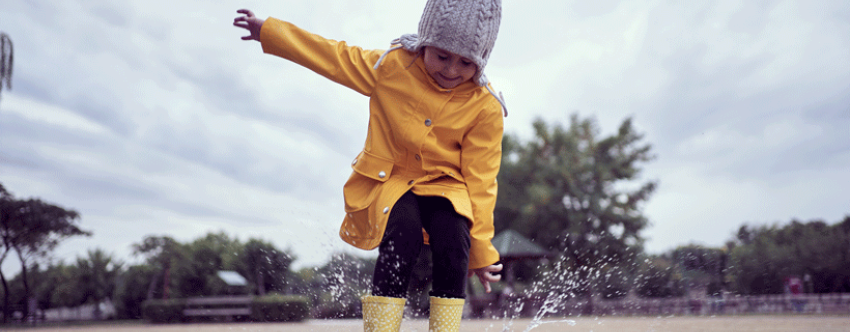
left=141, top=299, right=186, bottom=323
left=250, top=293, right=310, bottom=322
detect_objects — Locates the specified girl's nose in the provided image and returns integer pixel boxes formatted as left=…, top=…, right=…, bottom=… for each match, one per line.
left=445, top=62, right=459, bottom=76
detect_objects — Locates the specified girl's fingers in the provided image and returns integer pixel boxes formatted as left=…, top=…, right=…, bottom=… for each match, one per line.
left=236, top=9, right=254, bottom=17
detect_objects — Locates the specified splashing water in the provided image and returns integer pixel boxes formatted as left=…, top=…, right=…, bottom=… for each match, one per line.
left=493, top=257, right=583, bottom=331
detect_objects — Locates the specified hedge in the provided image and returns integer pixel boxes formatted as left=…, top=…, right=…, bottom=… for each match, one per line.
left=141, top=298, right=186, bottom=323
left=141, top=294, right=310, bottom=323
left=250, top=294, right=311, bottom=322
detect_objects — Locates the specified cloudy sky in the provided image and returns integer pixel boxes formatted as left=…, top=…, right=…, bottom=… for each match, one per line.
left=1, top=0, right=848, bottom=276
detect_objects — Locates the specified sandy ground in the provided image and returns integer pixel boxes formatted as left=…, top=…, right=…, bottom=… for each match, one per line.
left=9, top=316, right=850, bottom=332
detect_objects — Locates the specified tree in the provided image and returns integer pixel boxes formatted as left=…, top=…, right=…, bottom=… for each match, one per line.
left=671, top=245, right=728, bottom=296
left=234, top=239, right=295, bottom=296
left=75, top=249, right=122, bottom=319
left=727, top=218, right=850, bottom=295
left=0, top=184, right=90, bottom=322
left=132, top=235, right=184, bottom=300
left=0, top=32, right=11, bottom=100
left=174, top=232, right=243, bottom=297
left=113, top=264, right=157, bottom=319
left=495, top=115, right=656, bottom=310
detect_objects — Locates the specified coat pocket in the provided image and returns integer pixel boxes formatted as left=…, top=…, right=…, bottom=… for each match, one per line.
left=343, top=150, right=394, bottom=212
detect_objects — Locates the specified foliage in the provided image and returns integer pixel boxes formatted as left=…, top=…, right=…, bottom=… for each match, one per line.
left=300, top=252, right=374, bottom=319
left=0, top=32, right=12, bottom=99
left=114, top=264, right=157, bottom=319
left=670, top=245, right=728, bottom=296
left=0, top=183, right=90, bottom=322
left=234, top=239, right=295, bottom=296
left=727, top=217, right=850, bottom=295
left=495, top=115, right=655, bottom=301
left=250, top=293, right=310, bottom=322
left=633, top=255, right=685, bottom=298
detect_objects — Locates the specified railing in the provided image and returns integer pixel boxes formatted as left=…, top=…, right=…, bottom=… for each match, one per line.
left=470, top=293, right=850, bottom=318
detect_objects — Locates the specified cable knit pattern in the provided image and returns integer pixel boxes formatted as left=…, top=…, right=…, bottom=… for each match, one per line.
left=371, top=0, right=507, bottom=116
left=429, top=296, right=465, bottom=332
left=377, top=0, right=501, bottom=87
left=362, top=295, right=406, bottom=332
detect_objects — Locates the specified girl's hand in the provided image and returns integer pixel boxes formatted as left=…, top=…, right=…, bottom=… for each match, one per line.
left=468, top=264, right=503, bottom=293
left=233, top=9, right=265, bottom=41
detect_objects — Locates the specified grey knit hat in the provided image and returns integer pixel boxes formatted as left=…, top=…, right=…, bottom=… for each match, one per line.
left=373, top=0, right=506, bottom=115
left=376, top=0, right=502, bottom=86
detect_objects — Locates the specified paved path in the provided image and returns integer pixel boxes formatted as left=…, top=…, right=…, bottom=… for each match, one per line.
left=14, top=316, right=850, bottom=332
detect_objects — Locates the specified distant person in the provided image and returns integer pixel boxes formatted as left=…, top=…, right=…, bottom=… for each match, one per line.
left=233, top=1, right=506, bottom=331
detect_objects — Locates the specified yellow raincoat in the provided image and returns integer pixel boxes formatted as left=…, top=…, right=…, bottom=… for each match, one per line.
left=260, top=18, right=502, bottom=269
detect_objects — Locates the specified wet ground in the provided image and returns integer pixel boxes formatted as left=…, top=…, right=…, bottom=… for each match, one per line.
left=13, top=316, right=850, bottom=332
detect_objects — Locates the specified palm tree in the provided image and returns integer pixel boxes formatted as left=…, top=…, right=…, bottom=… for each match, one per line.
left=0, top=32, right=12, bottom=100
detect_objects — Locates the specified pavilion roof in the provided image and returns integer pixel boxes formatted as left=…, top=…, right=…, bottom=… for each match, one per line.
left=492, top=229, right=551, bottom=260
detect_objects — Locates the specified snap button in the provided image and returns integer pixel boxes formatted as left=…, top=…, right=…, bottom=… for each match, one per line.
left=383, top=207, right=389, bottom=214
left=352, top=158, right=358, bottom=165
left=424, top=119, right=432, bottom=126
left=378, top=171, right=386, bottom=178
left=415, top=154, right=421, bottom=161
left=408, top=180, right=414, bottom=186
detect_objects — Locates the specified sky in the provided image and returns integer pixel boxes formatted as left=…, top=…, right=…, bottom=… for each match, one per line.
left=1, top=0, right=848, bottom=276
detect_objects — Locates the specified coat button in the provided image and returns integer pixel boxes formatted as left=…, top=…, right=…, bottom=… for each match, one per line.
left=383, top=207, right=389, bottom=214
left=352, top=158, right=358, bottom=165
left=408, top=180, right=414, bottom=186
left=424, top=119, right=432, bottom=126
left=415, top=154, right=421, bottom=161
left=378, top=171, right=386, bottom=178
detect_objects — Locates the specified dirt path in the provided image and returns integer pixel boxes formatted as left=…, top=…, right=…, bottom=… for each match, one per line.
left=12, top=316, right=850, bottom=332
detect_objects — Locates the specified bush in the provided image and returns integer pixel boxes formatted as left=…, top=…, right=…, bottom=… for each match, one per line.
left=142, top=299, right=186, bottom=323
left=250, top=294, right=310, bottom=322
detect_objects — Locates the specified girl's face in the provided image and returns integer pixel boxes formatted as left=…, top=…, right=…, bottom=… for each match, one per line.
left=423, top=47, right=477, bottom=89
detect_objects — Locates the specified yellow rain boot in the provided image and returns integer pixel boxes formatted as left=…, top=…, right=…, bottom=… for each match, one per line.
left=428, top=296, right=465, bottom=332
left=362, top=295, right=406, bottom=332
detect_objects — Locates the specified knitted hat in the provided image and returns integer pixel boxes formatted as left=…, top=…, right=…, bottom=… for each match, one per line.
left=372, top=0, right=507, bottom=115
left=393, top=0, right=501, bottom=87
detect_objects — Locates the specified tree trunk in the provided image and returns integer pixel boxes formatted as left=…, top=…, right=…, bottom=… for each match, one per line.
left=146, top=272, right=159, bottom=300
left=256, top=269, right=266, bottom=296
left=15, top=250, right=31, bottom=321
left=1, top=270, right=9, bottom=324
left=162, top=264, right=170, bottom=299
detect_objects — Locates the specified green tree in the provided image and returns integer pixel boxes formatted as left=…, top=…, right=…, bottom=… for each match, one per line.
left=75, top=249, right=122, bottom=318
left=727, top=218, right=850, bottom=295
left=671, top=245, right=728, bottom=296
left=234, top=239, right=295, bottom=296
left=495, top=115, right=656, bottom=310
left=0, top=185, right=90, bottom=321
left=132, top=235, right=184, bottom=300
left=113, top=264, right=156, bottom=319
left=174, top=232, right=243, bottom=297
left=634, top=254, right=685, bottom=298
left=309, top=253, right=375, bottom=318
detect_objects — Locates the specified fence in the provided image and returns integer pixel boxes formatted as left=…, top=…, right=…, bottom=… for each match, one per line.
left=470, top=293, right=850, bottom=318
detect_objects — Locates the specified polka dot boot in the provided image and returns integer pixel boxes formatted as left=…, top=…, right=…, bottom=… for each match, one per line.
left=428, top=296, right=465, bottom=332
left=362, top=295, right=406, bottom=332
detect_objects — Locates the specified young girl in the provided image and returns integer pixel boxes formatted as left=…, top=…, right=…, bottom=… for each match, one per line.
left=234, top=1, right=505, bottom=330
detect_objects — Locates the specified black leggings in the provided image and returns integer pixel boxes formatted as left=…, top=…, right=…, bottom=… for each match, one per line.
left=371, top=191, right=471, bottom=299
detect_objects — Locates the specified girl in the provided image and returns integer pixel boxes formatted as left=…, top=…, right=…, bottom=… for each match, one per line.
left=234, top=1, right=505, bottom=330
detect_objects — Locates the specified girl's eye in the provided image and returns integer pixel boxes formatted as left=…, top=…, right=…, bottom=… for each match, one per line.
left=461, top=60, right=473, bottom=66
left=438, top=55, right=448, bottom=60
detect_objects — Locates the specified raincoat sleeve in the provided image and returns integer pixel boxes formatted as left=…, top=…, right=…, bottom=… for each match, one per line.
left=460, top=99, right=504, bottom=269
left=259, top=18, right=380, bottom=96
